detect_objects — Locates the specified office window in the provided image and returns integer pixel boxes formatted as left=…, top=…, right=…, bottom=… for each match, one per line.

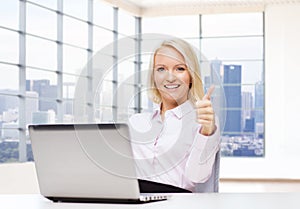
left=0, top=0, right=18, bottom=30
left=143, top=15, right=199, bottom=38
left=63, top=0, right=88, bottom=21
left=0, top=0, right=264, bottom=163
left=26, top=2, right=57, bottom=40
left=63, top=45, right=88, bottom=75
left=26, top=36, right=57, bottom=70
left=28, top=0, right=57, bottom=10
left=93, top=0, right=114, bottom=30
left=142, top=13, right=264, bottom=157
left=0, top=29, right=19, bottom=64
left=118, top=9, right=135, bottom=36
left=63, top=16, right=88, bottom=49
left=201, top=13, right=264, bottom=157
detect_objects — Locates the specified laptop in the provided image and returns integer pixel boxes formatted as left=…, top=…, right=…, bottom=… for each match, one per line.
left=29, top=123, right=169, bottom=203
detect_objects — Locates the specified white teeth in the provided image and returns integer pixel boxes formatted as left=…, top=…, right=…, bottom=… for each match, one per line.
left=164, top=84, right=180, bottom=89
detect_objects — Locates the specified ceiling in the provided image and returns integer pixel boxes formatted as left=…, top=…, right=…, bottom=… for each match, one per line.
left=103, top=0, right=300, bottom=16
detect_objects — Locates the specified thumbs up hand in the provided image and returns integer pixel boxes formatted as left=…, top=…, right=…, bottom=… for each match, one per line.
left=195, top=85, right=216, bottom=136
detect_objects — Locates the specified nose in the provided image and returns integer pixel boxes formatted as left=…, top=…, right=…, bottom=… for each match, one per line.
left=166, top=71, right=176, bottom=82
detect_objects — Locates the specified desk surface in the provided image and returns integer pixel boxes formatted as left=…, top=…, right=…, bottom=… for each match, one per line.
left=1, top=193, right=299, bottom=209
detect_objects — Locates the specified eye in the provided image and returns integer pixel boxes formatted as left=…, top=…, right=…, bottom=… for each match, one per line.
left=176, top=67, right=186, bottom=71
left=156, top=67, right=165, bottom=72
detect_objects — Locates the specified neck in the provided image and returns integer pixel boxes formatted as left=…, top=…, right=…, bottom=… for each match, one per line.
left=160, top=99, right=187, bottom=115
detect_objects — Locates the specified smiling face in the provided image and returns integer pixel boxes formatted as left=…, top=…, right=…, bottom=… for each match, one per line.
left=153, top=46, right=191, bottom=108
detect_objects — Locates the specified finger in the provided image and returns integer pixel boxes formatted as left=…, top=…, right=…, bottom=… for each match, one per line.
left=197, top=114, right=214, bottom=121
left=196, top=100, right=212, bottom=108
left=197, top=107, right=214, bottom=115
left=202, top=85, right=215, bottom=100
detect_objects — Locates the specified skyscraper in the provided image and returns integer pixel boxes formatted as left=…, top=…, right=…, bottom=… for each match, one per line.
left=223, top=65, right=242, bottom=135
left=255, top=81, right=264, bottom=123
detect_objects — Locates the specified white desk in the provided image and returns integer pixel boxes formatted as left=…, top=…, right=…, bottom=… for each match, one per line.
left=1, top=193, right=299, bottom=209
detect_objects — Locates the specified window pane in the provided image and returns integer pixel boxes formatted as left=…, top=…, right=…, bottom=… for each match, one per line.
left=63, top=16, right=88, bottom=48
left=225, top=61, right=263, bottom=84
left=0, top=64, right=19, bottom=91
left=93, top=27, right=113, bottom=55
left=30, top=99, right=57, bottom=123
left=63, top=100, right=73, bottom=121
left=118, top=10, right=135, bottom=36
left=143, top=15, right=199, bottom=38
left=26, top=36, right=57, bottom=70
left=202, top=13, right=263, bottom=37
left=63, top=0, right=87, bottom=20
left=0, top=0, right=18, bottom=30
left=0, top=138, right=19, bottom=162
left=221, top=133, right=264, bottom=157
left=29, top=0, right=57, bottom=10
left=93, top=1, right=113, bottom=30
left=25, top=92, right=38, bottom=124
left=101, top=81, right=113, bottom=106
left=118, top=60, right=135, bottom=84
left=63, top=45, right=87, bottom=75
left=26, top=68, right=57, bottom=89
left=63, top=74, right=77, bottom=99
left=118, top=83, right=134, bottom=109
left=0, top=95, right=19, bottom=123
left=202, top=37, right=264, bottom=60
left=0, top=29, right=19, bottom=63
left=27, top=3, right=57, bottom=39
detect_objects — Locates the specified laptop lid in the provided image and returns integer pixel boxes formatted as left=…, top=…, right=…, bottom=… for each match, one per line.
left=29, top=123, right=141, bottom=201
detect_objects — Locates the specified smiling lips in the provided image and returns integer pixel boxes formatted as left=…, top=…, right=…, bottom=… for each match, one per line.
left=164, top=84, right=181, bottom=89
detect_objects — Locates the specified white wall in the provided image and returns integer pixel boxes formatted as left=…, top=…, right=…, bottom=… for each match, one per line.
left=221, top=3, right=300, bottom=179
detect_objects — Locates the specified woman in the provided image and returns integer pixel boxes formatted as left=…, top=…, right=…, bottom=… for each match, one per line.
left=128, top=38, right=220, bottom=192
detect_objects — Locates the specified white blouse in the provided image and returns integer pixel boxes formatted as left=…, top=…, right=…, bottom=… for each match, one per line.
left=128, top=100, right=221, bottom=192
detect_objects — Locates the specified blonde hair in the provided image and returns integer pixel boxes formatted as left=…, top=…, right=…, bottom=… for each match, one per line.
left=148, top=38, right=204, bottom=104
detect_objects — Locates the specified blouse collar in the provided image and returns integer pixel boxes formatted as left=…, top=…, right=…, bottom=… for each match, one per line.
left=151, top=100, right=194, bottom=120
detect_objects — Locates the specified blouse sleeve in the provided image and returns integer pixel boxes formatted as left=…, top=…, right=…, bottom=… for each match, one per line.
left=184, top=117, right=221, bottom=183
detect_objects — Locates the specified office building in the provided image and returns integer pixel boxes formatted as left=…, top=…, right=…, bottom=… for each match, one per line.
left=223, top=65, right=242, bottom=135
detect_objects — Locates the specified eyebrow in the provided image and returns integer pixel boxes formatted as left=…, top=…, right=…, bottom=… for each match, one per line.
left=154, top=64, right=187, bottom=68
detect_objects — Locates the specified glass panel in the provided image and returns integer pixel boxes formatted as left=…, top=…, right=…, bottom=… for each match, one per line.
left=29, top=0, right=57, bottom=10
left=142, top=15, right=199, bottom=38
left=221, top=109, right=242, bottom=135
left=26, top=36, right=57, bottom=70
left=0, top=29, right=19, bottom=63
left=0, top=136, right=20, bottom=162
left=118, top=60, right=135, bottom=84
left=63, top=45, right=87, bottom=75
left=63, top=100, right=74, bottom=121
left=96, top=107, right=113, bottom=122
left=30, top=99, right=57, bottom=123
left=62, top=74, right=78, bottom=99
left=63, top=0, right=87, bottom=20
left=98, top=80, right=113, bottom=106
left=93, top=27, right=113, bottom=55
left=63, top=16, right=88, bottom=48
left=201, top=36, right=264, bottom=60
left=0, top=95, right=19, bottom=123
left=117, top=83, right=134, bottom=109
left=93, top=1, right=113, bottom=30
left=26, top=68, right=57, bottom=95
left=118, top=9, right=135, bottom=36
left=223, top=61, right=263, bottom=84
left=202, top=13, right=263, bottom=37
left=26, top=3, right=57, bottom=39
left=0, top=0, right=18, bottom=29
left=221, top=132, right=264, bottom=157
left=0, top=64, right=19, bottom=91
